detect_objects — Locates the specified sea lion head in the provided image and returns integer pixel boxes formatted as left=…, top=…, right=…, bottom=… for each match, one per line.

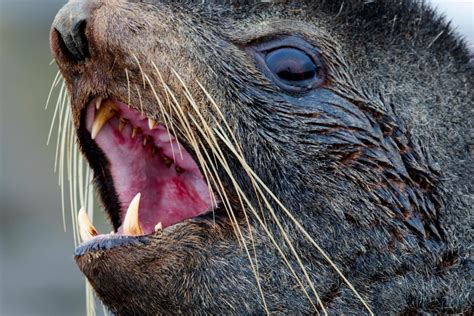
left=49, top=0, right=472, bottom=314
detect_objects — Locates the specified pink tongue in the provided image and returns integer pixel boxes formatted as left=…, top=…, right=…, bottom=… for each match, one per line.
left=86, top=100, right=213, bottom=234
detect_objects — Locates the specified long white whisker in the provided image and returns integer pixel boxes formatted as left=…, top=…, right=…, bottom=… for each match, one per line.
left=58, top=100, right=70, bottom=233
left=45, top=70, right=61, bottom=110
left=197, top=81, right=371, bottom=313
left=54, top=83, right=67, bottom=173
left=47, top=81, right=66, bottom=146
left=125, top=68, right=131, bottom=106
left=215, top=127, right=372, bottom=315
left=189, top=115, right=319, bottom=313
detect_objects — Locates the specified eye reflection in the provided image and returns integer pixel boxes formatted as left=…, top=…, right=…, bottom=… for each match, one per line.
left=265, top=48, right=317, bottom=84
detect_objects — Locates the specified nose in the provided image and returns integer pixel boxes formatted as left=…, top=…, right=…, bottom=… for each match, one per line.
left=52, top=1, right=94, bottom=63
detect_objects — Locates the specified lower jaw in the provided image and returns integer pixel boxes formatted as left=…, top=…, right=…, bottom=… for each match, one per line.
left=74, top=205, right=233, bottom=257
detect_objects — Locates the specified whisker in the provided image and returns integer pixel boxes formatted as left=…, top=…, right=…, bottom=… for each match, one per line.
left=47, top=81, right=66, bottom=146
left=179, top=76, right=316, bottom=310
left=172, top=69, right=322, bottom=310
left=173, top=77, right=321, bottom=310
left=195, top=138, right=271, bottom=312
left=58, top=101, right=70, bottom=233
left=79, top=147, right=85, bottom=208
left=134, top=84, right=144, bottom=116
left=54, top=83, right=67, bottom=173
left=143, top=72, right=183, bottom=160
left=160, top=69, right=269, bottom=309
left=47, top=73, right=104, bottom=316
left=189, top=114, right=319, bottom=313
left=197, top=81, right=268, bottom=225
left=67, top=112, right=78, bottom=246
left=45, top=70, right=61, bottom=110
left=85, top=280, right=97, bottom=316
left=132, top=53, right=147, bottom=89
left=125, top=68, right=131, bottom=106
left=215, top=127, right=373, bottom=314
left=213, top=126, right=327, bottom=313
left=197, top=81, right=371, bottom=313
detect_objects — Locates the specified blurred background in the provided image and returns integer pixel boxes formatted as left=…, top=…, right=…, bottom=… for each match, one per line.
left=0, top=0, right=472, bottom=315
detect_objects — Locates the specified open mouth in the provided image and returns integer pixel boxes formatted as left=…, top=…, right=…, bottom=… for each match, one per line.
left=77, top=98, right=216, bottom=245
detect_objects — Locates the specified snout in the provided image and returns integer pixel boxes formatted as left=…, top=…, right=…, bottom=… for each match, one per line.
left=51, top=0, right=101, bottom=63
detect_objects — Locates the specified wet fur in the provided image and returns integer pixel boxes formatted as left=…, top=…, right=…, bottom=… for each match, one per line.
left=51, top=0, right=473, bottom=314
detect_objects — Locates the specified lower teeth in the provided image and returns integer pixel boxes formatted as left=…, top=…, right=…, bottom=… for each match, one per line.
left=77, top=192, right=163, bottom=242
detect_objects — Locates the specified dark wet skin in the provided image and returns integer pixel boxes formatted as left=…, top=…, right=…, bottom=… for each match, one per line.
left=50, top=1, right=472, bottom=314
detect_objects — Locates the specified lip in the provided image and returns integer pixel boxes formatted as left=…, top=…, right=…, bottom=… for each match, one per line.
left=74, top=234, right=152, bottom=256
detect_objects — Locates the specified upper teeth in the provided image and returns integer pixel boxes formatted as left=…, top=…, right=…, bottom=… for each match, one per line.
left=91, top=100, right=117, bottom=139
left=148, top=118, right=158, bottom=130
left=91, top=99, right=159, bottom=140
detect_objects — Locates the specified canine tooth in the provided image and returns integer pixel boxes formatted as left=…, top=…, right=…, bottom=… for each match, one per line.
left=119, top=118, right=127, bottom=132
left=78, top=208, right=98, bottom=242
left=91, top=100, right=117, bottom=139
left=148, top=118, right=158, bottom=130
left=95, top=98, right=103, bottom=110
left=154, top=222, right=163, bottom=232
left=163, top=156, right=173, bottom=168
left=123, top=193, right=144, bottom=236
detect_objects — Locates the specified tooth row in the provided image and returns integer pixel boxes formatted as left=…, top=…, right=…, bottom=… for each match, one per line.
left=77, top=192, right=164, bottom=243
left=92, top=99, right=158, bottom=140
left=91, top=100, right=117, bottom=140
left=92, top=100, right=185, bottom=174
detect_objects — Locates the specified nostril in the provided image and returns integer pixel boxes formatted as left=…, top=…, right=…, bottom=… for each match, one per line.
left=52, top=1, right=93, bottom=63
left=54, top=19, right=90, bottom=63
left=71, top=20, right=90, bottom=60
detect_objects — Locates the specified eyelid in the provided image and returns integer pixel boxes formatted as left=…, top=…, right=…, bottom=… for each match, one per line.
left=249, top=35, right=318, bottom=55
left=261, top=45, right=300, bottom=54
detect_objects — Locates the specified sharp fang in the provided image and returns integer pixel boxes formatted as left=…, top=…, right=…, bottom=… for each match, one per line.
left=155, top=222, right=163, bottom=232
left=91, top=100, right=117, bottom=139
left=95, top=97, right=103, bottom=110
left=123, top=193, right=144, bottom=236
left=148, top=118, right=158, bottom=130
left=78, top=208, right=99, bottom=242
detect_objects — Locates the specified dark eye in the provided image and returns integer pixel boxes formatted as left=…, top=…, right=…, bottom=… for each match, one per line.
left=248, top=36, right=325, bottom=93
left=266, top=48, right=317, bottom=84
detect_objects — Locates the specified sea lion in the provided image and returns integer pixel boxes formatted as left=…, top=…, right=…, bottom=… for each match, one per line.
left=49, top=0, right=472, bottom=314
